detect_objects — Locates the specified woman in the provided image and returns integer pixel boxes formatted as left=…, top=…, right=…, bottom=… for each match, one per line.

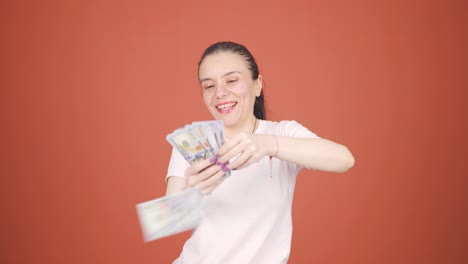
left=166, top=41, right=354, bottom=264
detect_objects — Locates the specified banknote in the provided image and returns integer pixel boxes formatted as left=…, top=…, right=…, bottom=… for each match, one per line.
left=136, top=188, right=203, bottom=242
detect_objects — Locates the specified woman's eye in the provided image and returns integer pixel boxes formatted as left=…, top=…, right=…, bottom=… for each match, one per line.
left=227, top=79, right=237, bottom=83
left=205, top=85, right=215, bottom=90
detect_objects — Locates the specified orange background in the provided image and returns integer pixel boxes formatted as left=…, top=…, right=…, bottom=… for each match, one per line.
left=1, top=0, right=467, bottom=263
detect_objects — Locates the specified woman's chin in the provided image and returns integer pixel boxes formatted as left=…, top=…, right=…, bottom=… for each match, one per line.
left=211, top=112, right=240, bottom=127
left=218, top=118, right=236, bottom=127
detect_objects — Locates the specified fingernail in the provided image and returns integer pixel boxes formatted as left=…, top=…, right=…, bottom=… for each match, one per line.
left=209, top=156, right=218, bottom=163
left=217, top=161, right=227, bottom=166
left=221, top=165, right=230, bottom=172
left=232, top=168, right=237, bottom=171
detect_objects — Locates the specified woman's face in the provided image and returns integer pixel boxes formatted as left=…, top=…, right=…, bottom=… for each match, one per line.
left=199, top=52, right=262, bottom=128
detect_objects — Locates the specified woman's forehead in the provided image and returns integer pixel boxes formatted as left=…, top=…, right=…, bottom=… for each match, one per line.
left=199, top=52, right=248, bottom=76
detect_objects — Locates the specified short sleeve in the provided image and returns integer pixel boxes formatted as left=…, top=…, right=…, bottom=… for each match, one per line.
left=165, top=147, right=190, bottom=181
left=275, top=120, right=319, bottom=139
left=273, top=120, right=320, bottom=172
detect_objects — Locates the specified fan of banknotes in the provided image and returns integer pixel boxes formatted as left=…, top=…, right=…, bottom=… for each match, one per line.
left=165, top=120, right=231, bottom=177
left=167, top=120, right=225, bottom=165
left=136, top=120, right=228, bottom=242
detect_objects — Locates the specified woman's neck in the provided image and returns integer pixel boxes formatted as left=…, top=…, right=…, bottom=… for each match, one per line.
left=224, top=117, right=258, bottom=139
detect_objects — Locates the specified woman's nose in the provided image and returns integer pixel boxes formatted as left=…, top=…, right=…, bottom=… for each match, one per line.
left=215, top=84, right=228, bottom=98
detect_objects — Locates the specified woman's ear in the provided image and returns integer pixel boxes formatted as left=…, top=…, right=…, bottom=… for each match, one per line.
left=255, top=75, right=263, bottom=97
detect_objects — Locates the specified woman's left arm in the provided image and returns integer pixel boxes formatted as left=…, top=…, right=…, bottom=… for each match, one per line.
left=219, top=134, right=354, bottom=173
left=271, top=136, right=354, bottom=172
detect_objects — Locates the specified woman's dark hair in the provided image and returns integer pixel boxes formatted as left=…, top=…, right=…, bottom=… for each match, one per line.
left=198, top=41, right=266, bottom=120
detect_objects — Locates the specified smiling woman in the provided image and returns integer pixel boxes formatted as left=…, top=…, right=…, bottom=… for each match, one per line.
left=165, top=41, right=354, bottom=264
left=199, top=51, right=262, bottom=137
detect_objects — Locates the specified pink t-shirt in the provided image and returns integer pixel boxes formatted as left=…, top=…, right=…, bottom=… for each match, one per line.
left=166, top=120, right=318, bottom=264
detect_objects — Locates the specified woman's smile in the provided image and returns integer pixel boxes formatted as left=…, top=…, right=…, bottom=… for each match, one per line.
left=215, top=101, right=237, bottom=114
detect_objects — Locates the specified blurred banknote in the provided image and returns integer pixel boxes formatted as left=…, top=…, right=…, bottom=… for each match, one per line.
left=136, top=188, right=203, bottom=242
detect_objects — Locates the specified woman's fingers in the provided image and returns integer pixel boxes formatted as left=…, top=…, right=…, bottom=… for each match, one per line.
left=217, top=134, right=248, bottom=160
left=218, top=134, right=255, bottom=164
left=185, top=157, right=216, bottom=177
left=218, top=135, right=267, bottom=170
left=187, top=163, right=222, bottom=187
left=184, top=133, right=268, bottom=194
left=225, top=146, right=254, bottom=170
left=195, top=169, right=226, bottom=195
left=228, top=154, right=256, bottom=170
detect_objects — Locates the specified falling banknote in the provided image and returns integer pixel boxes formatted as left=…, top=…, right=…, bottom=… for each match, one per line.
left=136, top=187, right=203, bottom=242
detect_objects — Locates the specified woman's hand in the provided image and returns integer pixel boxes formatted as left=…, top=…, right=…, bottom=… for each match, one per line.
left=217, top=133, right=275, bottom=170
left=185, top=157, right=227, bottom=195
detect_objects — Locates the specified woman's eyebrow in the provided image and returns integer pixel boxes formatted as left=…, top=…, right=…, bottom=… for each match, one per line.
left=199, top=77, right=212, bottom=83
left=200, top=71, right=241, bottom=83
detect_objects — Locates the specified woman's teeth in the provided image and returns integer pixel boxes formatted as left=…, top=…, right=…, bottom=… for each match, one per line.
left=217, top=102, right=236, bottom=110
